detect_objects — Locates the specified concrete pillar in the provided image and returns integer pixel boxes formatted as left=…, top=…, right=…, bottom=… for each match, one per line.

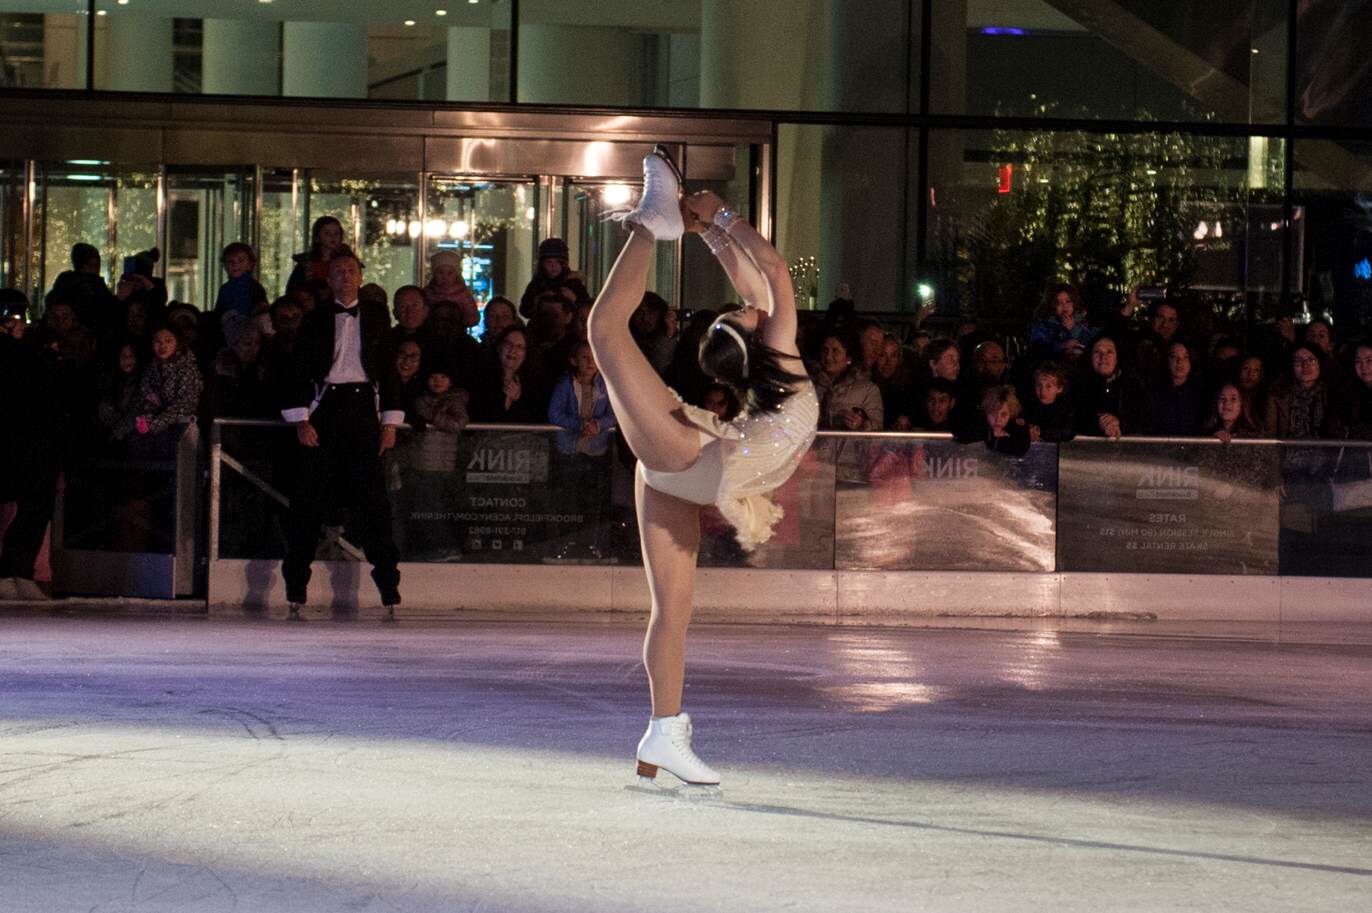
left=928, top=0, right=968, bottom=115
left=926, top=0, right=970, bottom=314
left=42, top=14, right=85, bottom=89
left=282, top=22, right=367, bottom=98
left=203, top=19, right=281, bottom=96
left=666, top=32, right=700, bottom=107
left=446, top=27, right=490, bottom=102
left=102, top=14, right=174, bottom=92
left=813, top=0, right=912, bottom=310
left=516, top=24, right=642, bottom=105
left=823, top=0, right=908, bottom=113
left=699, top=0, right=822, bottom=110
left=819, top=127, right=908, bottom=311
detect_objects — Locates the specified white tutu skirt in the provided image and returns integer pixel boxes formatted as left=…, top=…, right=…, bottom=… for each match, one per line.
left=639, top=383, right=818, bottom=551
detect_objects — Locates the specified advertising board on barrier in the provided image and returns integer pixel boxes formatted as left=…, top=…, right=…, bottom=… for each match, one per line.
left=833, top=439, right=1057, bottom=572
left=395, top=430, right=584, bottom=563
left=1057, top=440, right=1280, bottom=574
left=1278, top=442, right=1372, bottom=578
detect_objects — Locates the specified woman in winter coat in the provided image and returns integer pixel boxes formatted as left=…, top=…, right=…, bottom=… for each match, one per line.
left=811, top=331, right=882, bottom=482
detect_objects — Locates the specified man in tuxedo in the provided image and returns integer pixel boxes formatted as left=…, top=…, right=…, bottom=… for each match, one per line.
left=280, top=247, right=403, bottom=619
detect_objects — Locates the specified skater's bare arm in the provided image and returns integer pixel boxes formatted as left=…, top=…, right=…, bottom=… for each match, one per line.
left=726, top=221, right=798, bottom=361
left=684, top=192, right=799, bottom=361
left=713, top=244, right=773, bottom=315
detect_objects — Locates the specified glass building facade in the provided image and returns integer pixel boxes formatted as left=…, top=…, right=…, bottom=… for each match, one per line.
left=1, top=0, right=1370, bottom=334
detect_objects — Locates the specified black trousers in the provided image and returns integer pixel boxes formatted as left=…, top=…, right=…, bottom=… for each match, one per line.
left=0, top=448, right=58, bottom=581
left=282, top=383, right=400, bottom=604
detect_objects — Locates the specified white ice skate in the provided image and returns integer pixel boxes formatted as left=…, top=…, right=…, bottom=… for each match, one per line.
left=635, top=712, right=721, bottom=786
left=609, top=146, right=684, bottom=242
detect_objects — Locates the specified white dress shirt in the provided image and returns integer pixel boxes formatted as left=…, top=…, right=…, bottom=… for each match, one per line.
left=281, top=299, right=404, bottom=427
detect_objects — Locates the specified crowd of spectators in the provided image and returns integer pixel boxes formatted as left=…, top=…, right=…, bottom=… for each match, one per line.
left=6, top=226, right=1372, bottom=589
left=806, top=283, right=1372, bottom=455
left=7, top=236, right=1372, bottom=460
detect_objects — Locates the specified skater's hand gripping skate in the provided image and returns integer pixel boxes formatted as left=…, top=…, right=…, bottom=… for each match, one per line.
left=685, top=191, right=727, bottom=225
left=680, top=198, right=708, bottom=234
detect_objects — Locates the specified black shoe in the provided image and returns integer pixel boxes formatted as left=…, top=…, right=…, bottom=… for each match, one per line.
left=287, top=603, right=303, bottom=622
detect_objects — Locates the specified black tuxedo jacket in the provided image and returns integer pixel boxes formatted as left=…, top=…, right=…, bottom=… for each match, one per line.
left=284, top=300, right=402, bottom=415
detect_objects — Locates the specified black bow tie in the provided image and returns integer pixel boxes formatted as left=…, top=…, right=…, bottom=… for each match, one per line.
left=333, top=302, right=359, bottom=317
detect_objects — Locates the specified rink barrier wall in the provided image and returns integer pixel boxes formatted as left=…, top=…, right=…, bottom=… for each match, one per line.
left=205, top=562, right=1372, bottom=628
left=202, top=420, right=1372, bottom=626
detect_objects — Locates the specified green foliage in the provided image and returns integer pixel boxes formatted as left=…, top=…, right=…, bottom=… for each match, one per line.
left=958, top=118, right=1246, bottom=325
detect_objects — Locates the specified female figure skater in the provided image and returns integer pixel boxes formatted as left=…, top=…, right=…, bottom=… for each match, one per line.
left=588, top=148, right=818, bottom=787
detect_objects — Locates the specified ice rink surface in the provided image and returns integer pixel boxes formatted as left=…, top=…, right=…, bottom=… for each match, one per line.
left=1, top=614, right=1370, bottom=912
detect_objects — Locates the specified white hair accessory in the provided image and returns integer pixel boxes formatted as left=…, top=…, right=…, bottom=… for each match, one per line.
left=710, top=320, right=750, bottom=378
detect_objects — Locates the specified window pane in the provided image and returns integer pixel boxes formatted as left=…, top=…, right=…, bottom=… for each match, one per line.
left=36, top=163, right=159, bottom=305
left=426, top=176, right=539, bottom=316
left=935, top=0, right=1287, bottom=123
left=517, top=0, right=914, bottom=113
left=776, top=125, right=912, bottom=313
left=1294, top=2, right=1372, bottom=127
left=925, top=127, right=1287, bottom=335
left=0, top=6, right=88, bottom=89
left=1292, top=139, right=1372, bottom=332
left=164, top=167, right=252, bottom=311
left=305, top=173, right=420, bottom=298
left=87, top=1, right=502, bottom=100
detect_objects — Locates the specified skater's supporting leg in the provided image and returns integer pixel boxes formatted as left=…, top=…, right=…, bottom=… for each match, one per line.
left=635, top=469, right=701, bottom=717
left=587, top=226, right=701, bottom=474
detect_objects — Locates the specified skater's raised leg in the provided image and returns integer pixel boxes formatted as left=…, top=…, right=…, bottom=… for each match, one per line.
left=587, top=152, right=701, bottom=475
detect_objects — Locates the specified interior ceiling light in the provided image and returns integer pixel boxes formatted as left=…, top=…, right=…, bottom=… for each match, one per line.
left=436, top=8, right=448, bottom=15
left=404, top=20, right=416, bottom=27
left=601, top=183, right=633, bottom=207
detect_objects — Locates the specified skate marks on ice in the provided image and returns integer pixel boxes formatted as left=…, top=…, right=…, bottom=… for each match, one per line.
left=687, top=790, right=1372, bottom=879
left=623, top=771, right=1372, bottom=878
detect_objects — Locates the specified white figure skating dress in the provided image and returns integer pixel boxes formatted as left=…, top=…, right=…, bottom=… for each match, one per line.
left=639, top=382, right=819, bottom=550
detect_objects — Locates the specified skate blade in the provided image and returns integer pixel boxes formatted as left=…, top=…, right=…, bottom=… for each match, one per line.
left=626, top=780, right=723, bottom=802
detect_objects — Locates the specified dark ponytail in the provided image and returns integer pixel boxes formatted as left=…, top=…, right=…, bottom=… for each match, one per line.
left=698, top=321, right=808, bottom=415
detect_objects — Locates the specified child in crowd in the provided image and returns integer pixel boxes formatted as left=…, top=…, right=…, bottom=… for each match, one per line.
left=1208, top=382, right=1263, bottom=442
left=547, top=340, right=617, bottom=560
left=519, top=237, right=589, bottom=320
left=549, top=340, right=617, bottom=457
left=214, top=242, right=269, bottom=322
left=1030, top=283, right=1097, bottom=362
left=407, top=362, right=470, bottom=559
left=981, top=385, right=1031, bottom=456
left=97, top=342, right=144, bottom=444
left=918, top=378, right=958, bottom=431
left=1024, top=360, right=1075, bottom=442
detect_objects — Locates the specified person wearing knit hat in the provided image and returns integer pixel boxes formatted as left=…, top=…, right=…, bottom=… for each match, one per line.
left=423, top=247, right=478, bottom=328
left=538, top=237, right=570, bottom=263
left=519, top=237, right=590, bottom=319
